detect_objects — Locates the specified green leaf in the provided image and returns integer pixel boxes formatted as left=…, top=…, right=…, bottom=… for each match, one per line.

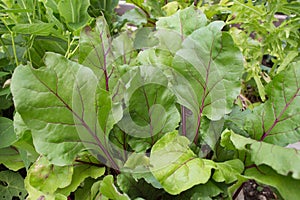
left=74, top=178, right=99, bottom=200
left=277, top=51, right=298, bottom=73
left=28, top=36, right=68, bottom=67
left=167, top=181, right=223, bottom=200
left=117, top=66, right=180, bottom=149
left=0, top=117, right=16, bottom=148
left=100, top=175, right=130, bottom=200
left=58, top=153, right=105, bottom=196
left=0, top=72, right=9, bottom=78
left=79, top=17, right=135, bottom=90
left=117, top=173, right=164, bottom=199
left=244, top=166, right=300, bottom=200
left=27, top=156, right=73, bottom=194
left=11, top=53, right=85, bottom=165
left=58, top=0, right=91, bottom=31
left=120, top=8, right=147, bottom=26
left=156, top=6, right=207, bottom=37
left=244, top=61, right=300, bottom=145
left=13, top=112, right=39, bottom=170
left=134, top=28, right=159, bottom=49
left=170, top=20, right=243, bottom=142
left=162, top=1, right=180, bottom=16
left=0, top=147, right=24, bottom=171
left=12, top=23, right=56, bottom=36
left=79, top=17, right=111, bottom=76
left=212, top=159, right=244, bottom=184
left=0, top=171, right=27, bottom=200
left=150, top=131, right=213, bottom=195
left=123, top=153, right=162, bottom=189
left=222, top=130, right=300, bottom=179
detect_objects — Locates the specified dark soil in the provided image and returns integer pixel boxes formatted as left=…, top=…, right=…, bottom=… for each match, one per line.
left=243, top=180, right=278, bottom=200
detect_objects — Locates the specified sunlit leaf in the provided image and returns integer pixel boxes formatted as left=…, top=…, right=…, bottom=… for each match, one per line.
left=150, top=131, right=213, bottom=195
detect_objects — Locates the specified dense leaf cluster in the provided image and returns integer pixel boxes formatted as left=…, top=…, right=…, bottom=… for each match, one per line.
left=1, top=0, right=300, bottom=199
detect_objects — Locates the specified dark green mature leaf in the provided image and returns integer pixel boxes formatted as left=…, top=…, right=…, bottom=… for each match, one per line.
left=74, top=178, right=99, bottom=200
left=100, top=175, right=130, bottom=200
left=11, top=53, right=85, bottom=165
left=244, top=61, right=300, bottom=145
left=117, top=173, right=164, bottom=199
left=0, top=171, right=27, bottom=200
left=58, top=0, right=91, bottom=31
left=222, top=130, right=300, bottom=179
left=28, top=36, right=68, bottom=67
left=0, top=117, right=15, bottom=148
left=0, top=72, right=9, bottom=78
left=150, top=131, right=213, bottom=195
left=164, top=181, right=223, bottom=200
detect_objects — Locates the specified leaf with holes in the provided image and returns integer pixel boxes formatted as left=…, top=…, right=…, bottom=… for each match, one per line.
left=0, top=170, right=27, bottom=200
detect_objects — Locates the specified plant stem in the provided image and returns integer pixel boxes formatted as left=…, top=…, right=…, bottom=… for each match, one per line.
left=181, top=105, right=187, bottom=136
left=2, top=19, right=19, bottom=66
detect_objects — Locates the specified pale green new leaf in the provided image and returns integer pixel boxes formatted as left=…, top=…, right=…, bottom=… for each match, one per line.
left=123, top=153, right=162, bottom=189
left=212, top=159, right=244, bottom=184
left=58, top=153, right=105, bottom=196
left=27, top=156, right=73, bottom=194
left=150, top=131, right=213, bottom=195
left=244, top=61, right=300, bottom=145
left=222, top=130, right=300, bottom=179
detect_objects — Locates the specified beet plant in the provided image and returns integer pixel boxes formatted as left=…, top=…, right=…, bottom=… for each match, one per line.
left=0, top=2, right=300, bottom=199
